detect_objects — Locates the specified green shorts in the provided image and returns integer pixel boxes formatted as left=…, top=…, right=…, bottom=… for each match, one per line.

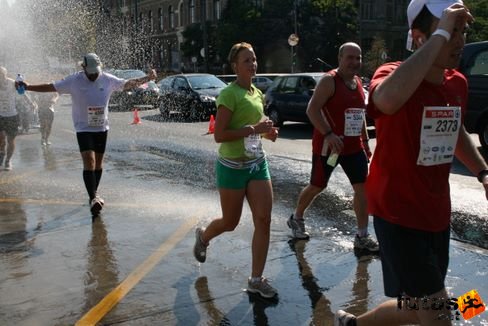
left=216, top=157, right=271, bottom=189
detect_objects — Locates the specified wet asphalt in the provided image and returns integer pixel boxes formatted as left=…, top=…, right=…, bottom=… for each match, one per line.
left=0, top=99, right=487, bottom=325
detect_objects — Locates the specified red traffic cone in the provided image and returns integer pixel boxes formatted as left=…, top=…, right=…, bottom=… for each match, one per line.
left=206, top=114, right=215, bottom=134
left=131, top=108, right=141, bottom=124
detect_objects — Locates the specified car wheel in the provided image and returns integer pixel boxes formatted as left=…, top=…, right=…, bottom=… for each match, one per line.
left=268, top=107, right=283, bottom=127
left=479, top=118, right=488, bottom=150
left=159, top=101, right=170, bottom=119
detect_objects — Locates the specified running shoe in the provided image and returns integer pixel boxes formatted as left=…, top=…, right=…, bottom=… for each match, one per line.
left=334, top=309, right=357, bottom=326
left=193, top=227, right=208, bottom=263
left=90, top=197, right=103, bottom=216
left=287, top=214, right=310, bottom=239
left=247, top=277, right=277, bottom=299
left=4, top=160, right=12, bottom=171
left=354, top=234, right=379, bottom=252
left=95, top=195, right=105, bottom=206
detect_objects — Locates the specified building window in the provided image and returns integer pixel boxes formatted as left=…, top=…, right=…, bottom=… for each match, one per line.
left=361, top=1, right=374, bottom=21
left=158, top=8, right=164, bottom=30
left=189, top=0, right=196, bottom=24
left=214, top=0, right=221, bottom=20
left=140, top=12, right=144, bottom=31
left=160, top=44, right=165, bottom=68
left=179, top=2, right=184, bottom=26
left=148, top=10, right=153, bottom=32
left=169, top=6, right=175, bottom=29
left=394, top=0, right=407, bottom=25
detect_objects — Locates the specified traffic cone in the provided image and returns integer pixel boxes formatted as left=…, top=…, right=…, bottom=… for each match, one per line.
left=206, top=114, right=215, bottom=134
left=131, top=108, right=141, bottom=124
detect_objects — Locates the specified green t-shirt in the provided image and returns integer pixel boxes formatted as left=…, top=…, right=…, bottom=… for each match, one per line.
left=216, top=82, right=264, bottom=159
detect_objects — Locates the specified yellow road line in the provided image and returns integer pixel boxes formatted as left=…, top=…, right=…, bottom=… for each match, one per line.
left=75, top=216, right=197, bottom=326
left=0, top=197, right=184, bottom=210
left=0, top=158, right=78, bottom=185
left=0, top=170, right=40, bottom=185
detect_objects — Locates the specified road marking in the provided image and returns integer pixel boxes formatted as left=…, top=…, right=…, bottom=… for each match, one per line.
left=0, top=158, right=78, bottom=185
left=75, top=216, right=198, bottom=326
left=0, top=197, right=187, bottom=210
left=0, top=170, right=40, bottom=185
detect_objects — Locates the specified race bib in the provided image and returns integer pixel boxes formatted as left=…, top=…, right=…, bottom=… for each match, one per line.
left=417, top=106, right=461, bottom=166
left=244, top=132, right=264, bottom=158
left=87, top=106, right=105, bottom=127
left=344, top=108, right=365, bottom=137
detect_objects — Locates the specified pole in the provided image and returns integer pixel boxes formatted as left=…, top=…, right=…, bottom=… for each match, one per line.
left=201, top=0, right=209, bottom=72
left=293, top=0, right=297, bottom=73
left=291, top=46, right=294, bottom=73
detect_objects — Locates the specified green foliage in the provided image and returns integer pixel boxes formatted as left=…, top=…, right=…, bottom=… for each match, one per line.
left=464, top=0, right=488, bottom=43
left=211, top=0, right=358, bottom=72
left=363, top=36, right=387, bottom=78
left=299, top=0, right=358, bottom=69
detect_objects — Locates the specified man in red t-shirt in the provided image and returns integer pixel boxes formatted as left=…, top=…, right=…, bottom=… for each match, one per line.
left=334, top=1, right=488, bottom=326
left=288, top=42, right=379, bottom=252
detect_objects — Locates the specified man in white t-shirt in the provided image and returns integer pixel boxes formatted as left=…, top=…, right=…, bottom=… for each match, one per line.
left=18, top=53, right=157, bottom=217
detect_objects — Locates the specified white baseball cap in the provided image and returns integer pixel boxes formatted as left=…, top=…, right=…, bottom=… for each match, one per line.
left=81, top=53, right=102, bottom=74
left=406, top=0, right=463, bottom=51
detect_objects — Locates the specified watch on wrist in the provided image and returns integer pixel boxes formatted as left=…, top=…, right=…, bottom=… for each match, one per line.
left=477, top=169, right=488, bottom=183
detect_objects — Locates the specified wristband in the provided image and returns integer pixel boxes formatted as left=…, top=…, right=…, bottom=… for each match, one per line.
left=477, top=169, right=488, bottom=183
left=324, top=130, right=333, bottom=138
left=432, top=29, right=451, bottom=42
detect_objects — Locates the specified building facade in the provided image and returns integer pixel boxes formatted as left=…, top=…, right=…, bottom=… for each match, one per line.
left=102, top=0, right=227, bottom=72
left=102, top=0, right=410, bottom=73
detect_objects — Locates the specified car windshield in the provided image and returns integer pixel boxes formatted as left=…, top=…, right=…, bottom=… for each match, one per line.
left=112, top=69, right=146, bottom=79
left=188, top=75, right=226, bottom=90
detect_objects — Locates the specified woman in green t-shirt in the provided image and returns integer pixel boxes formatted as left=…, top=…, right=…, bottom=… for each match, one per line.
left=193, top=42, right=279, bottom=299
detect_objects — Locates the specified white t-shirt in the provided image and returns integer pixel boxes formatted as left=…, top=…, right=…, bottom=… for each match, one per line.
left=0, top=79, right=18, bottom=117
left=54, top=71, right=126, bottom=132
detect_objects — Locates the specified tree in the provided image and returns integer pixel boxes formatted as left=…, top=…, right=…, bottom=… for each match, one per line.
left=464, top=0, right=488, bottom=43
left=363, top=36, right=387, bottom=78
left=298, top=0, right=358, bottom=71
left=212, top=0, right=358, bottom=73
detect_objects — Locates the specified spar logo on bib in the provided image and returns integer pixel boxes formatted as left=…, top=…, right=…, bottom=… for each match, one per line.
left=426, top=110, right=454, bottom=118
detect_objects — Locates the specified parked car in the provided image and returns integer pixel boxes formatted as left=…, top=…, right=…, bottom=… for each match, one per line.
left=457, top=41, right=488, bottom=149
left=157, top=73, right=227, bottom=120
left=217, top=74, right=281, bottom=92
left=107, top=69, right=160, bottom=111
left=264, top=73, right=324, bottom=127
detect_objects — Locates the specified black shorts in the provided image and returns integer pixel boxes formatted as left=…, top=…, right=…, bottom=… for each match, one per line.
left=374, top=216, right=450, bottom=298
left=76, top=131, right=108, bottom=153
left=310, top=150, right=368, bottom=188
left=0, top=115, right=20, bottom=137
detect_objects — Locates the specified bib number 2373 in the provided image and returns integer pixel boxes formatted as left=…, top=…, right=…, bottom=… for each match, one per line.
left=417, top=106, right=461, bottom=166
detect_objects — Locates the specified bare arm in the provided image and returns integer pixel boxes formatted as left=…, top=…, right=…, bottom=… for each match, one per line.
left=306, top=74, right=344, bottom=154
left=24, top=83, right=57, bottom=92
left=123, top=69, right=157, bottom=91
left=214, top=106, right=273, bottom=143
left=373, top=5, right=472, bottom=115
left=454, top=127, right=488, bottom=199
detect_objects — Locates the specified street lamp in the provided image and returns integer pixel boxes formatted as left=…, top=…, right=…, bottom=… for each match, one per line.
left=289, top=0, right=298, bottom=73
left=288, top=34, right=299, bottom=73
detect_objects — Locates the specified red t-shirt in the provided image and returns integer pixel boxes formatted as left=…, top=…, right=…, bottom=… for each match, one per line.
left=366, top=62, right=468, bottom=232
left=312, top=70, right=366, bottom=155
